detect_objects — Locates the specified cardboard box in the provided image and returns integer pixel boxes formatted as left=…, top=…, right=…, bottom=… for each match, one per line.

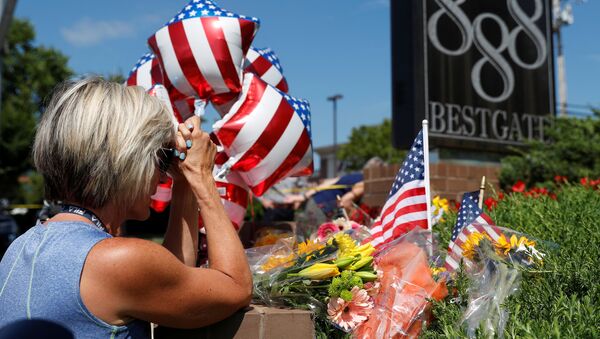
left=154, top=305, right=314, bottom=339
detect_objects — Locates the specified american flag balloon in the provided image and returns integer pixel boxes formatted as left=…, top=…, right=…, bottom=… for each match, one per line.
left=148, top=0, right=260, bottom=108
left=244, top=47, right=289, bottom=93
left=147, top=84, right=180, bottom=125
left=213, top=72, right=313, bottom=196
left=151, top=176, right=173, bottom=213
left=146, top=85, right=177, bottom=213
left=126, top=52, right=164, bottom=90
left=127, top=54, right=197, bottom=123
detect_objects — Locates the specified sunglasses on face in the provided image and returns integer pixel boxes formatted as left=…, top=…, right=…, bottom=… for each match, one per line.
left=156, top=147, right=175, bottom=173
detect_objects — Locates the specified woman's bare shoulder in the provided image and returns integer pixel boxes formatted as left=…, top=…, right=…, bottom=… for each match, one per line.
left=86, top=236, right=183, bottom=283
left=90, top=236, right=177, bottom=265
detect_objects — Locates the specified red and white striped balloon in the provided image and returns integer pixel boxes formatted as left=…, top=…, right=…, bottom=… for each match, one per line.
left=127, top=54, right=198, bottom=123
left=213, top=72, right=313, bottom=196
left=148, top=0, right=259, bottom=110
left=199, top=151, right=250, bottom=230
left=244, top=47, right=289, bottom=93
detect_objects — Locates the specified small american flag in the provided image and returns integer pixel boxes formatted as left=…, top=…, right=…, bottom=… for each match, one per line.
left=244, top=47, right=289, bottom=93
left=148, top=0, right=259, bottom=107
left=213, top=72, right=313, bottom=196
left=444, top=191, right=500, bottom=272
left=363, top=130, right=429, bottom=249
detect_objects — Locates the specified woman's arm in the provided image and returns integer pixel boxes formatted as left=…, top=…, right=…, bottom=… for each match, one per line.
left=177, top=117, right=251, bottom=292
left=82, top=237, right=252, bottom=328
left=162, top=181, right=198, bottom=266
left=191, top=174, right=252, bottom=291
left=339, top=181, right=365, bottom=211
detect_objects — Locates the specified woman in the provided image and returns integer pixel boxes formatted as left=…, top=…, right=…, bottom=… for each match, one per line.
left=0, top=77, right=252, bottom=338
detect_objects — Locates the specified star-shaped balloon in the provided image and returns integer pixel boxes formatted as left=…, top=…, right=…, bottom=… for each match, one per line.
left=148, top=0, right=260, bottom=109
left=213, top=73, right=313, bottom=196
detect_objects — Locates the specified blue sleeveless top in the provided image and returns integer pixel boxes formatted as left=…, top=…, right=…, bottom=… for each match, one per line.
left=0, top=221, right=149, bottom=338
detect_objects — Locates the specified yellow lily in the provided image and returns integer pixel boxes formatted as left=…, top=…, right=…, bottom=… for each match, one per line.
left=355, top=271, right=378, bottom=282
left=334, top=256, right=356, bottom=269
left=347, top=256, right=374, bottom=271
left=351, top=243, right=376, bottom=258
left=292, top=263, right=340, bottom=280
left=330, top=233, right=358, bottom=257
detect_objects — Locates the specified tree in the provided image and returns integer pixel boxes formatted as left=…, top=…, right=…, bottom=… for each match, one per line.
left=0, top=19, right=72, bottom=201
left=105, top=72, right=125, bottom=84
left=499, top=111, right=600, bottom=188
left=337, top=119, right=406, bottom=170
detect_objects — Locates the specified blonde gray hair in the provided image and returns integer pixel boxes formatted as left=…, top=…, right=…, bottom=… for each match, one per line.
left=33, top=77, right=176, bottom=209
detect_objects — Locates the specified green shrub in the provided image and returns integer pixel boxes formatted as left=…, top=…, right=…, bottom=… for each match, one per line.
left=424, top=185, right=600, bottom=338
left=499, top=112, right=600, bottom=189
left=338, top=119, right=406, bottom=170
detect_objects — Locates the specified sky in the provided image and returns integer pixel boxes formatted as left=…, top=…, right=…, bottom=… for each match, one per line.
left=13, top=0, right=600, bottom=151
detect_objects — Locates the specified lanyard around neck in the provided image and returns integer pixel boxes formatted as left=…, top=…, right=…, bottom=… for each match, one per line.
left=60, top=204, right=107, bottom=233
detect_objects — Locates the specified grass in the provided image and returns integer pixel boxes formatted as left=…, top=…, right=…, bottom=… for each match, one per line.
left=422, top=185, right=600, bottom=338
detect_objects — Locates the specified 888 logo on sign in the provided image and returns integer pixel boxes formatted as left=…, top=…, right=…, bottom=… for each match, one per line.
left=424, top=0, right=553, bottom=105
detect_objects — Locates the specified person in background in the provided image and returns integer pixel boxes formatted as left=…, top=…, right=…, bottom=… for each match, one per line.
left=0, top=78, right=252, bottom=338
left=257, top=177, right=308, bottom=223
left=288, top=157, right=385, bottom=221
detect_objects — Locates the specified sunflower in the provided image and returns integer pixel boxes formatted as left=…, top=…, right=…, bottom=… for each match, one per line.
left=494, top=233, right=512, bottom=256
left=297, top=239, right=325, bottom=258
left=460, top=232, right=491, bottom=260
left=260, top=253, right=295, bottom=272
left=510, top=234, right=536, bottom=250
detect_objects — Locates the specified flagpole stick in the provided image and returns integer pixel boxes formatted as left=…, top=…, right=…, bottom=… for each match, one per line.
left=478, top=176, right=486, bottom=209
left=422, top=120, right=433, bottom=255
left=337, top=195, right=350, bottom=220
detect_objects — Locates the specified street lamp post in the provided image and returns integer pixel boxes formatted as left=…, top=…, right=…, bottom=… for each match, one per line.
left=327, top=94, right=343, bottom=177
left=552, top=0, right=574, bottom=117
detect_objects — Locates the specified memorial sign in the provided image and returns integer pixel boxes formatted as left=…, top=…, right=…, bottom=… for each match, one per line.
left=392, top=0, right=555, bottom=151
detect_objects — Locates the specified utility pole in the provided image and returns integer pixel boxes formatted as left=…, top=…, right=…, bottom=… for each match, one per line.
left=327, top=94, right=343, bottom=177
left=553, top=0, right=573, bottom=117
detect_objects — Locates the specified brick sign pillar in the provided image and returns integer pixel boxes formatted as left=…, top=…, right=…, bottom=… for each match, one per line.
left=363, top=162, right=500, bottom=207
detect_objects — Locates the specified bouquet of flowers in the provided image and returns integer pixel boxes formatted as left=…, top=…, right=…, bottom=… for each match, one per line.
left=251, top=231, right=379, bottom=336
left=354, top=229, right=448, bottom=338
left=249, top=227, right=449, bottom=338
left=458, top=225, right=546, bottom=338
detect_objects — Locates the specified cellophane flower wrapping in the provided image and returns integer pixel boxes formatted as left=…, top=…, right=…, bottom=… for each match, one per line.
left=248, top=228, right=382, bottom=337
left=458, top=225, right=547, bottom=338
left=353, top=229, right=448, bottom=338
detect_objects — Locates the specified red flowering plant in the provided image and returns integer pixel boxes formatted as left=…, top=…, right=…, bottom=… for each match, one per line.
left=484, top=192, right=505, bottom=211
left=512, top=180, right=526, bottom=193
left=580, top=177, right=600, bottom=189
left=507, top=180, right=556, bottom=201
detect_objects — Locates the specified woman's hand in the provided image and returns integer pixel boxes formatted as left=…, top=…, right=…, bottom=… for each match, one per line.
left=173, top=116, right=217, bottom=184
